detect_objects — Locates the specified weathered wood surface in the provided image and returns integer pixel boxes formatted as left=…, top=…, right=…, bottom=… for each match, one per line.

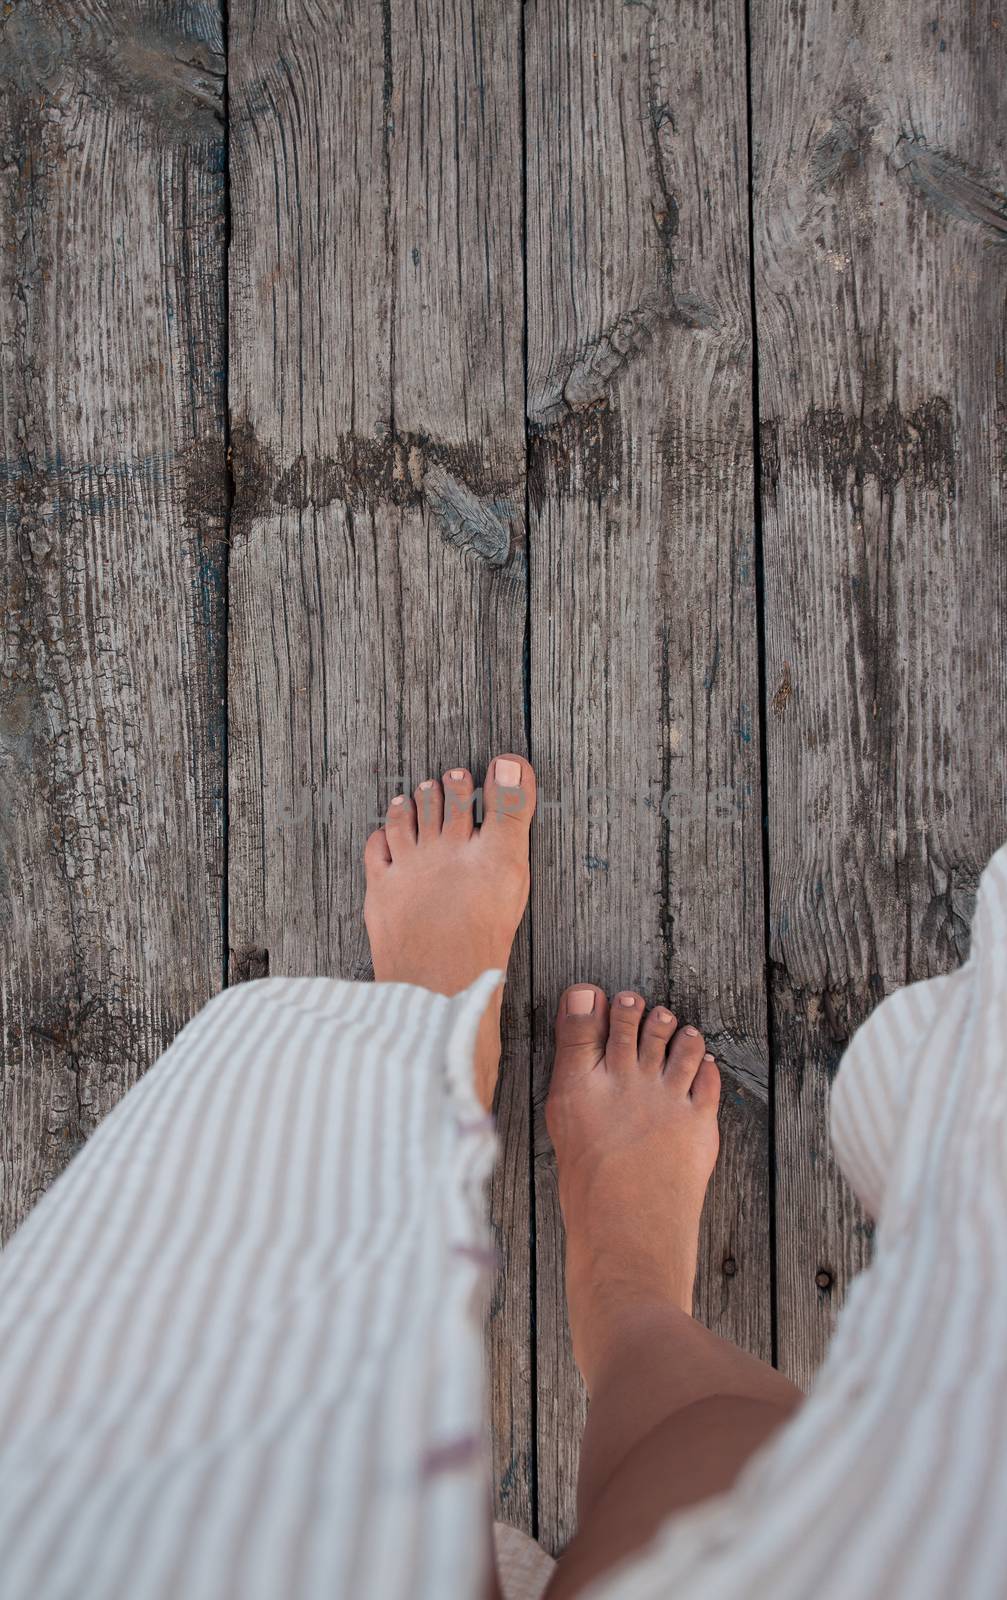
left=526, top=0, right=770, bottom=1551
left=754, top=0, right=1007, bottom=1385
left=226, top=0, right=533, bottom=1532
left=0, top=2, right=226, bottom=1239
left=3, top=0, right=1005, bottom=1563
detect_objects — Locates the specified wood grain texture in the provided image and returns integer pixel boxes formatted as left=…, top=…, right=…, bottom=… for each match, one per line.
left=0, top=1, right=226, bottom=1239
left=226, top=0, right=533, bottom=1532
left=754, top=0, right=1007, bottom=1385
left=5, top=0, right=1003, bottom=1556
left=526, top=0, right=769, bottom=1552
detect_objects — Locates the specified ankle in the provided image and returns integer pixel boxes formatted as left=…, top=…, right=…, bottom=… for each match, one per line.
left=565, top=1236, right=695, bottom=1305
left=564, top=1262, right=697, bottom=1391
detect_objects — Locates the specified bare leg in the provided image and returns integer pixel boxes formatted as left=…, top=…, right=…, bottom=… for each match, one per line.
left=544, top=986, right=802, bottom=1599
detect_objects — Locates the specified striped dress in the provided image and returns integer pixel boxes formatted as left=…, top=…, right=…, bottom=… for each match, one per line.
left=1, top=847, right=1005, bottom=1598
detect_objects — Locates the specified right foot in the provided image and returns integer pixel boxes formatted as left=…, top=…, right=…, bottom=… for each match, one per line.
left=545, top=986, right=721, bottom=1391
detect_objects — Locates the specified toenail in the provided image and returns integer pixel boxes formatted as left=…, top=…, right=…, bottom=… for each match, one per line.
left=654, top=1008, right=673, bottom=1023
left=703, top=1052, right=715, bottom=1061
left=684, top=1025, right=699, bottom=1036
left=617, top=993, right=637, bottom=1008
left=448, top=769, right=465, bottom=781
left=391, top=795, right=406, bottom=806
left=494, top=758, right=522, bottom=787
left=567, top=988, right=596, bottom=1015
left=419, top=779, right=435, bottom=790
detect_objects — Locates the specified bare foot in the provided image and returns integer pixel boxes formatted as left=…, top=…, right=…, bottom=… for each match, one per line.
left=363, top=755, right=536, bottom=1112
left=545, top=985, right=721, bottom=1392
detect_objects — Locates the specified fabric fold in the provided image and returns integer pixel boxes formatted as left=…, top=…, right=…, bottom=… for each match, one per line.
left=0, top=971, right=503, bottom=1600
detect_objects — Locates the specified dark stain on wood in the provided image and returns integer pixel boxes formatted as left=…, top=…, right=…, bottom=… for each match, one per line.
left=180, top=437, right=230, bottom=525
left=230, top=945, right=270, bottom=983
left=803, top=397, right=955, bottom=502
left=760, top=419, right=780, bottom=506
left=230, top=419, right=518, bottom=564
left=527, top=406, right=622, bottom=509
left=771, top=968, right=884, bottom=1086
left=772, top=662, right=793, bottom=718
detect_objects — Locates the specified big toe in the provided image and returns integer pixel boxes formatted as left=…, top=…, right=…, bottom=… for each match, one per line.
left=552, top=985, right=609, bottom=1081
left=481, top=754, right=536, bottom=845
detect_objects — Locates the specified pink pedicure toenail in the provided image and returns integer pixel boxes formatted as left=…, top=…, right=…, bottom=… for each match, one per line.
left=448, top=769, right=465, bottom=781
left=684, top=1025, right=699, bottom=1036
left=567, top=989, right=596, bottom=1015
left=618, top=994, right=637, bottom=1007
left=391, top=795, right=406, bottom=806
left=419, top=779, right=435, bottom=790
left=494, top=758, right=522, bottom=787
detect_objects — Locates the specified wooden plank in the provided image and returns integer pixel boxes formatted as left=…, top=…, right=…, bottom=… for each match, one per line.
left=227, top=0, right=533, bottom=1532
left=754, top=0, right=1007, bottom=1385
left=526, top=0, right=769, bottom=1552
left=0, top=3, right=226, bottom=1239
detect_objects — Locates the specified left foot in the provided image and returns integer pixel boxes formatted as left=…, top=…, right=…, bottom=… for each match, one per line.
left=363, top=756, right=536, bottom=1111
left=546, top=986, right=721, bottom=1391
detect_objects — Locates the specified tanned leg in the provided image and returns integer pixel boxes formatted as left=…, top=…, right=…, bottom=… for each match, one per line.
left=543, top=986, right=802, bottom=1598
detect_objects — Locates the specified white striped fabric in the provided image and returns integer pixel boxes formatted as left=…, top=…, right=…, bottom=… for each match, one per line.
left=2, top=843, right=1005, bottom=1600
left=590, top=841, right=1007, bottom=1600
left=0, top=970, right=503, bottom=1600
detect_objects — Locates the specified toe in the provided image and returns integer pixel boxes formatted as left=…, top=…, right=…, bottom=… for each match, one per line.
left=639, top=1005, right=677, bottom=1073
left=665, top=1023, right=706, bottom=1091
left=551, top=984, right=609, bottom=1080
left=442, top=767, right=477, bottom=840
left=384, top=792, right=417, bottom=857
left=481, top=754, right=536, bottom=843
left=606, top=991, right=644, bottom=1070
left=691, top=1053, right=722, bottom=1110
left=414, top=778, right=443, bottom=839
left=364, top=826, right=392, bottom=875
